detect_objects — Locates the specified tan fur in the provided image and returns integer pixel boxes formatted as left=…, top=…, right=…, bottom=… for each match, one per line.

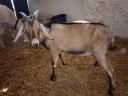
left=16, top=17, right=115, bottom=95
left=43, top=23, right=115, bottom=95
left=47, top=24, right=114, bottom=54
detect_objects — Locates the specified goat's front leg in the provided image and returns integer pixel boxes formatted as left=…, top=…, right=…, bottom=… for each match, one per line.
left=50, top=49, right=60, bottom=81
left=59, top=52, right=66, bottom=67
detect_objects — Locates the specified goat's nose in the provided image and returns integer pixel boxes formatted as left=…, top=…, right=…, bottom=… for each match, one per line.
left=31, top=39, right=39, bottom=48
left=33, top=43, right=39, bottom=48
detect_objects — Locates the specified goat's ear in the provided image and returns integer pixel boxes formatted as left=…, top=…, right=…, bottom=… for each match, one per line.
left=32, top=10, right=39, bottom=20
left=13, top=26, right=24, bottom=42
left=19, top=12, right=28, bottom=21
left=40, top=23, right=53, bottom=40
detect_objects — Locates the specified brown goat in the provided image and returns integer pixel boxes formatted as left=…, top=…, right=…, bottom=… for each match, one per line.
left=14, top=10, right=115, bottom=95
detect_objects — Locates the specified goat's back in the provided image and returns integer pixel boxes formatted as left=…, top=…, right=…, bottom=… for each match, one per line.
left=50, top=23, right=114, bottom=53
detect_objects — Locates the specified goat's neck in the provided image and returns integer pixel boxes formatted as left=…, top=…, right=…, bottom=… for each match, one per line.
left=40, top=26, right=52, bottom=48
left=42, top=36, right=52, bottom=49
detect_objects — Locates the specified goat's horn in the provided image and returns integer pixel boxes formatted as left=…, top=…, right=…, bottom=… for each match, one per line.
left=40, top=23, right=53, bottom=40
left=32, top=10, right=39, bottom=20
left=19, top=12, right=28, bottom=21
left=13, top=26, right=24, bottom=42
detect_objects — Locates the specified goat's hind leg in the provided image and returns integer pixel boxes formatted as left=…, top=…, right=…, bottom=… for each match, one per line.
left=94, top=49, right=115, bottom=95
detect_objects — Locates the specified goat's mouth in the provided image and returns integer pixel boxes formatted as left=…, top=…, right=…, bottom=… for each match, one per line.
left=31, top=38, right=39, bottom=48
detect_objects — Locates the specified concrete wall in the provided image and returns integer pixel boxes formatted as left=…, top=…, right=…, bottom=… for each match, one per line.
left=29, top=0, right=128, bottom=38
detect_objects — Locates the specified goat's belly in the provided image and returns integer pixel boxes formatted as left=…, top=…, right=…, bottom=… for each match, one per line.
left=54, top=41, right=93, bottom=56
left=68, top=51, right=93, bottom=56
left=76, top=51, right=93, bottom=56
left=61, top=48, right=93, bottom=56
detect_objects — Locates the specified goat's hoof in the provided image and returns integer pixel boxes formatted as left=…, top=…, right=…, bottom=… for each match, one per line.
left=50, top=75, right=56, bottom=81
left=108, top=89, right=114, bottom=96
left=94, top=61, right=98, bottom=66
left=60, top=64, right=65, bottom=68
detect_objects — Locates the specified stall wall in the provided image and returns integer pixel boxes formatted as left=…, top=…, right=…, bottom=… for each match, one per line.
left=29, top=0, right=128, bottom=38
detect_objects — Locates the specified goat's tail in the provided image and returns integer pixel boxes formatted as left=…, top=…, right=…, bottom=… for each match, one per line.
left=105, top=27, right=116, bottom=50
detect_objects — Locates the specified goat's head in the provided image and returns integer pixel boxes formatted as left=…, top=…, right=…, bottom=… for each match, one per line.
left=13, top=10, right=53, bottom=48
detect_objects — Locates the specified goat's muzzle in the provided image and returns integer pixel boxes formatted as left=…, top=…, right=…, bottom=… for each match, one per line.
left=31, top=38, right=39, bottom=48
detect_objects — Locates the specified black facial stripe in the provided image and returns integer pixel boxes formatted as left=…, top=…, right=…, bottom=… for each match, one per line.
left=24, top=30, right=31, bottom=40
left=32, top=29, right=35, bottom=38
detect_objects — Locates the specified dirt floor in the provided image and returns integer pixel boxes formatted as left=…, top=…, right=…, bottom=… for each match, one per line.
left=0, top=35, right=128, bottom=96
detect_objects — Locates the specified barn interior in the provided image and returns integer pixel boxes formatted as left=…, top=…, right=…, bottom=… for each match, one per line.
left=0, top=0, right=128, bottom=96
